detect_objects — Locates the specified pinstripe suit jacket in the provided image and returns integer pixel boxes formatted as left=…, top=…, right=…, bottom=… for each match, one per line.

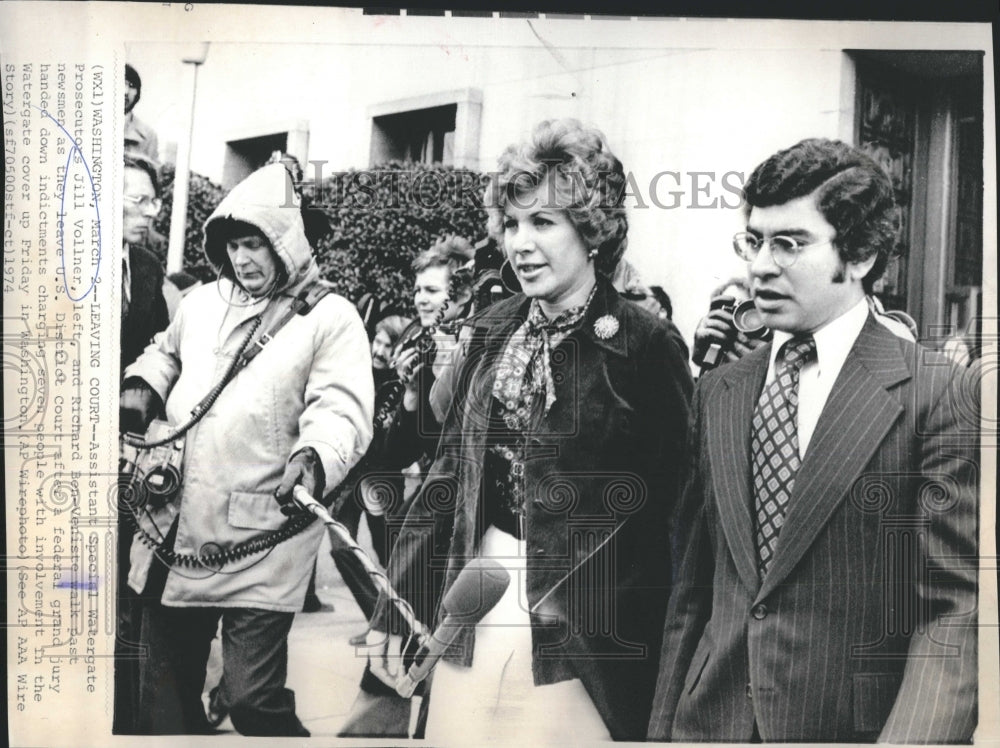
left=647, top=314, right=979, bottom=742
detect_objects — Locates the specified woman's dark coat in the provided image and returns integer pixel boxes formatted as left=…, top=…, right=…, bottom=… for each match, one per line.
left=378, top=278, right=693, bottom=740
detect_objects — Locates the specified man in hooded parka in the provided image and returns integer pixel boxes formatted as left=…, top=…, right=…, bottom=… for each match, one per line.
left=120, top=163, right=374, bottom=735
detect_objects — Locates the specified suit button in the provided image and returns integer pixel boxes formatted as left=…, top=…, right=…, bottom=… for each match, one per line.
left=751, top=603, right=768, bottom=620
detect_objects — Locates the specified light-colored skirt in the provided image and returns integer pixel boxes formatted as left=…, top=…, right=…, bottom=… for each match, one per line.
left=424, top=525, right=611, bottom=745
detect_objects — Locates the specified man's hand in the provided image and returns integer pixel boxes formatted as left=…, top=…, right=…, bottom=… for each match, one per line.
left=274, top=447, right=326, bottom=515
left=119, top=379, right=160, bottom=434
left=724, top=330, right=768, bottom=363
left=395, top=347, right=425, bottom=412
left=692, top=300, right=739, bottom=367
left=364, top=628, right=406, bottom=690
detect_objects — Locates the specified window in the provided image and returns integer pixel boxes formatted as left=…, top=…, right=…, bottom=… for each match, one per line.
left=372, top=104, right=457, bottom=165
left=369, top=89, right=482, bottom=169
left=221, top=120, right=309, bottom=190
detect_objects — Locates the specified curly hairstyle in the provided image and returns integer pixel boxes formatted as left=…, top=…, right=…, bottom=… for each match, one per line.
left=742, top=138, right=898, bottom=293
left=412, top=234, right=476, bottom=299
left=484, top=119, right=628, bottom=276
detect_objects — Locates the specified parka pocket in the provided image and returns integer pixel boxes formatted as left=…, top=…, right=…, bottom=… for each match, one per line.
left=228, top=491, right=286, bottom=532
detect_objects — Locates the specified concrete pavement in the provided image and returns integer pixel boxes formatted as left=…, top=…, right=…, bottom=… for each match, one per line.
left=203, top=523, right=382, bottom=737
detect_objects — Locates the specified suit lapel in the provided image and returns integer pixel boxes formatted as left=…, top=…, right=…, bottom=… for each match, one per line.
left=756, top=316, right=910, bottom=600
left=709, top=347, right=769, bottom=595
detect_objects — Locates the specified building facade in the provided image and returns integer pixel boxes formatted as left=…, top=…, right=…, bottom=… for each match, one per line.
left=128, top=16, right=986, bottom=349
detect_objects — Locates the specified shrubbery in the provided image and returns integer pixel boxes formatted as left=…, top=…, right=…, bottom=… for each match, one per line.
left=154, top=163, right=226, bottom=283
left=155, top=161, right=491, bottom=313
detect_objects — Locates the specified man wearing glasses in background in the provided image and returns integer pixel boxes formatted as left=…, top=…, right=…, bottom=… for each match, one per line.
left=115, top=151, right=170, bottom=733
left=121, top=152, right=169, bottom=374
left=648, top=139, right=978, bottom=742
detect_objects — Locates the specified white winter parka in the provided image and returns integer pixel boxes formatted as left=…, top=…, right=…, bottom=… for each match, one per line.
left=125, top=164, right=373, bottom=611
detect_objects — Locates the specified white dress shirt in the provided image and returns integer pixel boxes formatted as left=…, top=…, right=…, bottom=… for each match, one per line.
left=766, top=297, right=869, bottom=457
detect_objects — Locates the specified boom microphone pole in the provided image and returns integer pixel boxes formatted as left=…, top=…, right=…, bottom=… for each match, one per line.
left=292, top=485, right=430, bottom=642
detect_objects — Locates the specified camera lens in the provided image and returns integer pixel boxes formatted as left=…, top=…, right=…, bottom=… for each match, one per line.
left=733, top=300, right=766, bottom=335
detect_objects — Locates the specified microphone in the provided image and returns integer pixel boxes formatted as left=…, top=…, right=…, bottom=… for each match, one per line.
left=395, top=557, right=511, bottom=698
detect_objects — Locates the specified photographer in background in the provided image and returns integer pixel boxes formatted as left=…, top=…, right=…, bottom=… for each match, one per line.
left=691, top=277, right=768, bottom=373
left=381, top=236, right=475, bottom=470
left=692, top=276, right=915, bottom=376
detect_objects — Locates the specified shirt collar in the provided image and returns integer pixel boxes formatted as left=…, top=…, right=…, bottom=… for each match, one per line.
left=770, top=295, right=869, bottom=375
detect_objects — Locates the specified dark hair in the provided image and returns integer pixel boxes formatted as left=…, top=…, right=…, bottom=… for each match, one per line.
left=647, top=285, right=673, bottom=320
left=267, top=151, right=304, bottom=183
left=484, top=118, right=628, bottom=276
left=412, top=235, right=476, bottom=298
left=124, top=150, right=160, bottom=197
left=166, top=270, right=200, bottom=292
left=742, top=138, right=897, bottom=293
left=125, top=63, right=141, bottom=104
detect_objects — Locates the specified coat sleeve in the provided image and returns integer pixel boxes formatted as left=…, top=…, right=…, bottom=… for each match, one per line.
left=123, top=303, right=185, bottom=403
left=379, top=332, right=465, bottom=471
left=369, top=327, right=485, bottom=637
left=150, top=271, right=170, bottom=342
left=879, top=364, right=979, bottom=742
left=293, top=296, right=375, bottom=495
left=647, top=380, right=715, bottom=741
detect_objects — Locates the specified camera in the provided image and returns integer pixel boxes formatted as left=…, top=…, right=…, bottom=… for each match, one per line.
left=732, top=299, right=770, bottom=339
left=119, top=420, right=186, bottom=510
left=698, top=297, right=772, bottom=372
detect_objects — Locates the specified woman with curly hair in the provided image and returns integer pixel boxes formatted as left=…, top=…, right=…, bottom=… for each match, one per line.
left=365, top=119, right=693, bottom=742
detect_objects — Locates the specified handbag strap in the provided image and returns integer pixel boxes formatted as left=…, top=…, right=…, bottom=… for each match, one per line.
left=125, top=283, right=333, bottom=449
left=189, top=283, right=333, bottom=419
left=234, top=282, right=332, bottom=372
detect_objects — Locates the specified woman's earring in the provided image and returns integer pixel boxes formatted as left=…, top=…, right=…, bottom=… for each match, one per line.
left=500, top=259, right=522, bottom=294
left=588, top=249, right=599, bottom=260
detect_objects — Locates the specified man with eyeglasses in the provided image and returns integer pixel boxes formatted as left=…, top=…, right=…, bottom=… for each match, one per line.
left=115, top=151, right=171, bottom=734
left=121, top=152, right=169, bottom=374
left=648, top=138, right=978, bottom=742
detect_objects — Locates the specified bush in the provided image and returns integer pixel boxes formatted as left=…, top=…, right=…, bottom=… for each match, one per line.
left=153, top=163, right=227, bottom=283
left=308, top=161, right=490, bottom=314
left=155, top=161, right=490, bottom=313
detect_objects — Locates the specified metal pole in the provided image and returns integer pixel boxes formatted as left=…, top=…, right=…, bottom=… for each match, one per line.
left=292, top=486, right=430, bottom=640
left=166, top=48, right=206, bottom=275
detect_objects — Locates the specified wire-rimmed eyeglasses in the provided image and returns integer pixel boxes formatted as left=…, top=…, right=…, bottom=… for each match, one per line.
left=732, top=232, right=833, bottom=268
left=124, top=194, right=163, bottom=212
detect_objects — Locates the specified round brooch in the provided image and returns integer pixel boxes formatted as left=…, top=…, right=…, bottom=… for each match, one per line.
left=593, top=314, right=619, bottom=339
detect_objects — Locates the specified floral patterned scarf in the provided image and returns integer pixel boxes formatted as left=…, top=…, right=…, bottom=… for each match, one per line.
left=492, top=286, right=597, bottom=432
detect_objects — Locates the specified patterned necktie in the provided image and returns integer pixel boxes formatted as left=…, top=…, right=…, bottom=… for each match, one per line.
left=751, top=335, right=816, bottom=579
left=121, top=258, right=130, bottom=318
